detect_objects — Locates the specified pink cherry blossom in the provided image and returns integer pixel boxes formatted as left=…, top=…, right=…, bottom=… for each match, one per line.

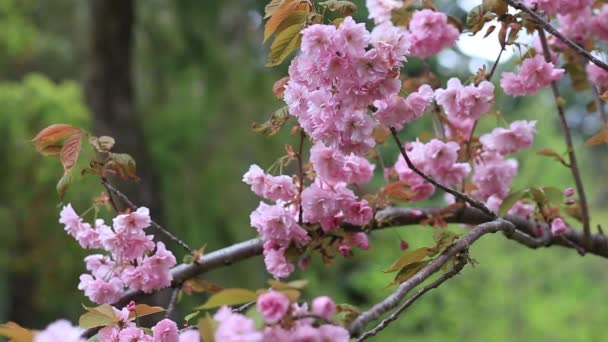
left=35, top=320, right=84, bottom=342
left=500, top=55, right=565, bottom=97
left=312, top=296, right=336, bottom=319
left=508, top=201, right=535, bottom=219
left=214, top=307, right=263, bottom=342
left=591, top=5, right=608, bottom=41
left=250, top=202, right=309, bottom=246
left=113, top=207, right=151, bottom=232
left=118, top=327, right=152, bottom=342
left=370, top=23, right=410, bottom=63
left=435, top=78, right=495, bottom=122
left=523, top=0, right=592, bottom=15
left=394, top=139, right=471, bottom=199
left=78, top=274, right=123, bottom=304
left=373, top=84, right=434, bottom=130
left=551, top=218, right=568, bottom=236
left=257, top=291, right=291, bottom=324
left=586, top=62, right=608, bottom=88
left=480, top=120, right=537, bottom=155
left=98, top=225, right=155, bottom=261
left=366, top=0, right=403, bottom=24
left=263, top=242, right=295, bottom=278
left=178, top=330, right=200, bottom=342
left=122, top=242, right=176, bottom=293
left=59, top=203, right=81, bottom=237
left=557, top=9, right=592, bottom=41
left=152, top=319, right=178, bottom=342
left=318, top=325, right=350, bottom=342
left=472, top=152, right=518, bottom=201
left=243, top=164, right=297, bottom=202
left=408, top=10, right=460, bottom=58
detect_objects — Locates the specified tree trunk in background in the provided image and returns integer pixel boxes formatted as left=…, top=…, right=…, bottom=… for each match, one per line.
left=84, top=0, right=163, bottom=222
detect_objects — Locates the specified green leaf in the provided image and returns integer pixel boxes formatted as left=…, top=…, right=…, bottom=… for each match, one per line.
left=432, top=229, right=460, bottom=253
left=266, top=23, right=302, bottom=67
left=384, top=247, right=434, bottom=273
left=536, top=148, right=568, bottom=166
left=57, top=170, right=73, bottom=200
left=252, top=106, right=290, bottom=136
left=319, top=0, right=358, bottom=16
left=499, top=188, right=529, bottom=216
left=390, top=260, right=431, bottom=286
left=530, top=187, right=548, bottom=206
left=79, top=304, right=120, bottom=329
left=268, top=278, right=308, bottom=290
left=0, top=322, right=34, bottom=342
left=335, top=304, right=360, bottom=325
left=482, top=0, right=507, bottom=16
left=108, top=153, right=139, bottom=181
left=196, top=288, right=258, bottom=310
left=128, top=304, right=165, bottom=320
left=198, top=314, right=217, bottom=342
left=541, top=186, right=563, bottom=205
left=184, top=311, right=200, bottom=323
left=270, top=10, right=308, bottom=43
left=87, top=336, right=99, bottom=342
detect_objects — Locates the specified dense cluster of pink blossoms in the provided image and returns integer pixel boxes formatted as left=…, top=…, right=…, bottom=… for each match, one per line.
left=59, top=205, right=176, bottom=304
left=213, top=291, right=349, bottom=341
left=245, top=159, right=372, bottom=278
left=34, top=309, right=197, bottom=342
left=500, top=55, right=565, bottom=97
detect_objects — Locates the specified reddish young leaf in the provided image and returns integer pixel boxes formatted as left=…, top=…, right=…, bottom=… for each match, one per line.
left=32, top=124, right=80, bottom=155
left=586, top=126, right=608, bottom=146
left=60, top=133, right=83, bottom=171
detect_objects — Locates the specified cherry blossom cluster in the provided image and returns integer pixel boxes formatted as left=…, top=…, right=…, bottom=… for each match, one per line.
left=435, top=78, right=495, bottom=138
left=245, top=159, right=372, bottom=278
left=213, top=291, right=349, bottom=341
left=366, top=2, right=459, bottom=58
left=500, top=55, right=565, bottom=97
left=96, top=304, right=197, bottom=342
left=475, top=120, right=537, bottom=214
left=34, top=312, right=196, bottom=342
left=59, top=204, right=176, bottom=304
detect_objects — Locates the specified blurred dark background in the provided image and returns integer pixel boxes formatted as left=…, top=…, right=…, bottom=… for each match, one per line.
left=1, top=0, right=607, bottom=340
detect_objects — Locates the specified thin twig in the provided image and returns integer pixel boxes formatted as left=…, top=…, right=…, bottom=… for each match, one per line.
left=101, top=180, right=195, bottom=255
left=487, top=47, right=505, bottom=81
left=389, top=127, right=496, bottom=218
left=165, top=287, right=180, bottom=318
left=355, top=255, right=468, bottom=341
left=537, top=29, right=591, bottom=245
left=101, top=177, right=120, bottom=213
left=348, top=219, right=514, bottom=335
left=507, top=0, right=608, bottom=72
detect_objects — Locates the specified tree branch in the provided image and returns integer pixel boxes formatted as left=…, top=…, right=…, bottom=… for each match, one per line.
left=537, top=29, right=591, bottom=244
left=113, top=238, right=264, bottom=307
left=348, top=219, right=515, bottom=335
left=101, top=180, right=195, bottom=254
left=389, top=127, right=496, bottom=218
left=355, top=254, right=468, bottom=341
left=507, top=0, right=608, bottom=72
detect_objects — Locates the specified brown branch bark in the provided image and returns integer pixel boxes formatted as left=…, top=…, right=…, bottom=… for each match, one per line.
left=537, top=29, right=591, bottom=244
left=355, top=254, right=468, bottom=341
left=348, top=219, right=515, bottom=335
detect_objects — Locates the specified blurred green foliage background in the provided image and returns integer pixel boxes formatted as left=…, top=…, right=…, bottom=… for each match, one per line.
left=0, top=0, right=607, bottom=340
